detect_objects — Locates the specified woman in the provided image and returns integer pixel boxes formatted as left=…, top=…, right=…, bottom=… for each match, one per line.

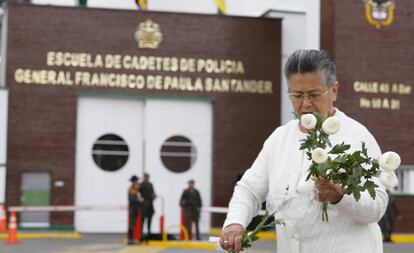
left=220, top=49, right=388, bottom=253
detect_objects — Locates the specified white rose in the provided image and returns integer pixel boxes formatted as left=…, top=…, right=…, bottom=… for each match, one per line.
left=338, top=168, right=346, bottom=174
left=312, top=147, right=328, bottom=164
left=322, top=116, right=341, bottom=135
left=300, top=114, right=317, bottom=130
left=379, top=151, right=401, bottom=172
left=297, top=178, right=315, bottom=194
left=379, top=171, right=399, bottom=189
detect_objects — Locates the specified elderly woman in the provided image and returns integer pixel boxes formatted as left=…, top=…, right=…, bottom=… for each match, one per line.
left=220, top=49, right=388, bottom=253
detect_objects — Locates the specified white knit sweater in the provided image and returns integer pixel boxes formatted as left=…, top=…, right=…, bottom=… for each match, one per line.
left=223, top=109, right=388, bottom=253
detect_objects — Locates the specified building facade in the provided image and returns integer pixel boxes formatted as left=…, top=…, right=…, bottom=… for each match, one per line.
left=0, top=0, right=413, bottom=233
left=2, top=4, right=281, bottom=232
left=321, top=0, right=414, bottom=232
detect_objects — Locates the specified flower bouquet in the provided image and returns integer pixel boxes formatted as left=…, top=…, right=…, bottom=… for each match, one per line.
left=299, top=113, right=400, bottom=221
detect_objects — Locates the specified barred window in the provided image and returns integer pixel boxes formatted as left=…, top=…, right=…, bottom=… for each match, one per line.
left=92, top=134, right=129, bottom=172
left=160, top=135, right=196, bottom=173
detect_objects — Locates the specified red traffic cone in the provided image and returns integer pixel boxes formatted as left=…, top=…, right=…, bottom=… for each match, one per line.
left=159, top=214, right=164, bottom=235
left=133, top=210, right=142, bottom=241
left=6, top=211, right=18, bottom=244
left=180, top=209, right=185, bottom=240
left=0, top=205, right=7, bottom=232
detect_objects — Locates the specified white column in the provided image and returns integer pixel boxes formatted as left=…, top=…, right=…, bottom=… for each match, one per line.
left=0, top=89, right=8, bottom=204
left=305, top=0, right=320, bottom=50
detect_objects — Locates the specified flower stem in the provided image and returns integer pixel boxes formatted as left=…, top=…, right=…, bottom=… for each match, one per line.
left=322, top=202, right=329, bottom=222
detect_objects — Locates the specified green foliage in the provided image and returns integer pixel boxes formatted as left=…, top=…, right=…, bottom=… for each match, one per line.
left=298, top=113, right=380, bottom=221
left=329, top=142, right=351, bottom=154
left=227, top=212, right=282, bottom=253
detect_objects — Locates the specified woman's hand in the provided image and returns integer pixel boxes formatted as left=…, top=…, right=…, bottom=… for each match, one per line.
left=220, top=224, right=244, bottom=252
left=316, top=178, right=345, bottom=204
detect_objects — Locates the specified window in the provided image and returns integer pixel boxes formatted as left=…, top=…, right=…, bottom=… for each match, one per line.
left=160, top=135, right=196, bottom=173
left=395, top=166, right=414, bottom=195
left=92, top=134, right=129, bottom=172
left=20, top=172, right=50, bottom=227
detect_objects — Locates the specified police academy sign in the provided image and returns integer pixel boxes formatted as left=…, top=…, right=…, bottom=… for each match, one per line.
left=13, top=19, right=274, bottom=95
left=13, top=51, right=273, bottom=94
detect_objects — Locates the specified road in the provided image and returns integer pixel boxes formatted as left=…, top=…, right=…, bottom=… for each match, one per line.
left=0, top=234, right=413, bottom=253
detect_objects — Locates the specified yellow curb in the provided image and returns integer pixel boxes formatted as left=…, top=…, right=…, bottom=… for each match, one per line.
left=392, top=234, right=414, bottom=243
left=52, top=244, right=165, bottom=253
left=257, top=231, right=277, bottom=240
left=117, top=245, right=165, bottom=253
left=0, top=232, right=81, bottom=239
left=147, top=240, right=216, bottom=250
left=209, top=228, right=222, bottom=236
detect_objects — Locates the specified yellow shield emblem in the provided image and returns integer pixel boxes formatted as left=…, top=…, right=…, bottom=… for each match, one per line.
left=134, top=19, right=163, bottom=49
left=364, top=0, right=395, bottom=29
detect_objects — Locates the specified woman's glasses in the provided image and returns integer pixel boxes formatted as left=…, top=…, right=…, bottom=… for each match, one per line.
left=287, top=89, right=329, bottom=103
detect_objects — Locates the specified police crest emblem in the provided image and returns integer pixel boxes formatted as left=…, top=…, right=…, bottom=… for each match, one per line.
left=134, top=19, right=163, bottom=49
left=364, top=0, right=395, bottom=29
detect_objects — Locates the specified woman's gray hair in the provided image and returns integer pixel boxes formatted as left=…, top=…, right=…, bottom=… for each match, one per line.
left=284, top=49, right=336, bottom=87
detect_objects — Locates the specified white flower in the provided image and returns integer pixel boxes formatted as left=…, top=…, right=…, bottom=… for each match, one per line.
left=300, top=114, right=317, bottom=130
left=379, top=171, right=399, bottom=189
left=297, top=178, right=315, bottom=194
left=338, top=168, right=346, bottom=174
left=379, top=151, right=401, bottom=172
left=322, top=116, right=341, bottom=135
left=312, top=147, right=328, bottom=164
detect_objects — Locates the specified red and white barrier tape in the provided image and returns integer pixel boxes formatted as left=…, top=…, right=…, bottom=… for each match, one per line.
left=8, top=205, right=266, bottom=215
left=8, top=205, right=127, bottom=212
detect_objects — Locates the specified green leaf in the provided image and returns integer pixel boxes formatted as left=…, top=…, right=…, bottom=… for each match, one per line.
left=352, top=165, right=363, bottom=178
left=332, top=155, right=347, bottom=164
left=367, top=186, right=376, bottom=200
left=317, top=163, right=328, bottom=175
left=352, top=186, right=361, bottom=201
left=306, top=163, right=319, bottom=179
left=364, top=180, right=378, bottom=199
left=329, top=142, right=351, bottom=154
left=319, top=134, right=330, bottom=149
left=361, top=142, right=368, bottom=157
left=349, top=151, right=368, bottom=164
left=300, top=133, right=318, bottom=150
